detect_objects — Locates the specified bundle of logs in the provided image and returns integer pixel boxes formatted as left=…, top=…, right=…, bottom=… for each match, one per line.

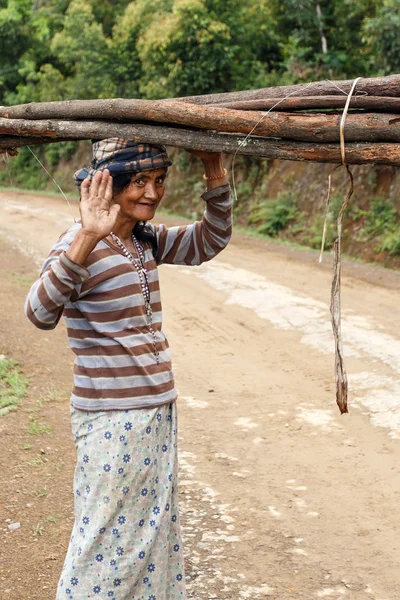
left=1, top=74, right=400, bottom=165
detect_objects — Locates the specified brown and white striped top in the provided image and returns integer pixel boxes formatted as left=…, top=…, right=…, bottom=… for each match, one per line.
left=25, top=185, right=232, bottom=411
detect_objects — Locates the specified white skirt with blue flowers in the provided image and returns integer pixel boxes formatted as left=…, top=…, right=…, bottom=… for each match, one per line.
left=56, top=402, right=186, bottom=600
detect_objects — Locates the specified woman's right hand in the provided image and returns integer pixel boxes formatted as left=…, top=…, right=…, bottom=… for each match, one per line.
left=80, top=170, right=120, bottom=242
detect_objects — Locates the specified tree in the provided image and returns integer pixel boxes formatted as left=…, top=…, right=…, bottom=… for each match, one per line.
left=0, top=0, right=33, bottom=102
left=137, top=0, right=281, bottom=98
left=49, top=0, right=116, bottom=98
left=270, top=0, right=378, bottom=81
left=362, top=0, right=400, bottom=74
left=110, top=0, right=172, bottom=98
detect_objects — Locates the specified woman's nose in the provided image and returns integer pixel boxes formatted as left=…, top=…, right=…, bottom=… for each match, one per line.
left=144, top=182, right=159, bottom=200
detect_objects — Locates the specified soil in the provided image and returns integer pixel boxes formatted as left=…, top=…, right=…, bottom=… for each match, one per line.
left=0, top=189, right=400, bottom=600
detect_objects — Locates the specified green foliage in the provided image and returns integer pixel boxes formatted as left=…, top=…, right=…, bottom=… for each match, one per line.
left=0, top=146, right=48, bottom=189
left=0, top=356, right=28, bottom=416
left=27, top=416, right=54, bottom=436
left=249, top=192, right=299, bottom=237
left=0, top=0, right=394, bottom=106
left=378, top=230, right=400, bottom=256
left=362, top=0, right=400, bottom=74
left=50, top=0, right=116, bottom=99
left=271, top=0, right=377, bottom=80
left=363, top=197, right=397, bottom=238
left=137, top=0, right=281, bottom=98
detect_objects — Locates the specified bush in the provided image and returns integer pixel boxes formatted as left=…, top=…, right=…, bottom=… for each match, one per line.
left=377, top=230, right=400, bottom=256
left=249, top=192, right=298, bottom=237
left=364, top=197, right=397, bottom=238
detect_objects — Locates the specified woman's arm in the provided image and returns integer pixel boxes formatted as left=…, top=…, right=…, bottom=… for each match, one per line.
left=24, top=225, right=91, bottom=330
left=155, top=153, right=233, bottom=266
left=25, top=170, right=119, bottom=330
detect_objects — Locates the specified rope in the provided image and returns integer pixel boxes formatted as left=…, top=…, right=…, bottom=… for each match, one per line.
left=27, top=145, right=77, bottom=223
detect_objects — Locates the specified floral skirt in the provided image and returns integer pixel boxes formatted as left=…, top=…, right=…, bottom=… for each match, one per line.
left=56, top=402, right=186, bottom=600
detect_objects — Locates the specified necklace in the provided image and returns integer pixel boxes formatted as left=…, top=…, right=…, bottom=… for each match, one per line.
left=110, top=231, right=160, bottom=364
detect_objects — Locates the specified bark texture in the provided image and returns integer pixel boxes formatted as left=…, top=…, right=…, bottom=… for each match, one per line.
left=5, top=95, right=400, bottom=120
left=172, top=75, right=400, bottom=104
left=1, top=109, right=400, bottom=143
left=2, top=123, right=400, bottom=165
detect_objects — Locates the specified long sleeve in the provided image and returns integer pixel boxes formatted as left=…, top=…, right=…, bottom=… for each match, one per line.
left=154, top=184, right=233, bottom=266
left=25, top=223, right=90, bottom=330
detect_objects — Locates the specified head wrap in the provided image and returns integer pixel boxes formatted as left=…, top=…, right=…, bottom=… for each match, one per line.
left=73, top=138, right=172, bottom=187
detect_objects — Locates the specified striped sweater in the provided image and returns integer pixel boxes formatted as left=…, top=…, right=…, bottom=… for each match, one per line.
left=25, top=184, right=232, bottom=411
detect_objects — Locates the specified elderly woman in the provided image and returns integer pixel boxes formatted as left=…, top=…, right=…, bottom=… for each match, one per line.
left=25, top=139, right=232, bottom=600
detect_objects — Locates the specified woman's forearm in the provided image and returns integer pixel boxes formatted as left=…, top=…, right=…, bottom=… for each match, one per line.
left=65, top=229, right=102, bottom=267
left=202, top=156, right=228, bottom=191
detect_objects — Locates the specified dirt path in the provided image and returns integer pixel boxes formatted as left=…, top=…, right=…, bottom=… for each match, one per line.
left=0, top=190, right=400, bottom=600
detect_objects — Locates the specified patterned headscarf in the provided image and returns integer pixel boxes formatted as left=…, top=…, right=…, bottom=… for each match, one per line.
left=73, top=138, right=172, bottom=187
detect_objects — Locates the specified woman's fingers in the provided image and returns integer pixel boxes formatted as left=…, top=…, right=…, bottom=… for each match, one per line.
left=98, top=169, right=110, bottom=201
left=80, top=177, right=90, bottom=201
left=89, top=170, right=102, bottom=198
left=104, top=172, right=114, bottom=204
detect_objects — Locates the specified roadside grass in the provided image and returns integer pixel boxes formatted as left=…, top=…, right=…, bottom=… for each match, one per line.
left=37, top=388, right=65, bottom=406
left=0, top=355, right=29, bottom=416
left=32, top=522, right=45, bottom=536
left=30, top=486, right=48, bottom=498
left=0, top=185, right=77, bottom=200
left=11, top=274, right=36, bottom=287
left=46, top=514, right=61, bottom=523
left=25, top=454, right=47, bottom=468
left=27, top=416, right=54, bottom=436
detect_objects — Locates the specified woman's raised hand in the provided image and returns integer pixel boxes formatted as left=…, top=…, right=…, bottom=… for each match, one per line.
left=80, top=170, right=120, bottom=241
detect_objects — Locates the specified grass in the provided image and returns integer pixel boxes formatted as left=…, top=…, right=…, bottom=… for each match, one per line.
left=11, top=274, right=36, bottom=287
left=27, top=416, right=53, bottom=436
left=25, top=454, right=47, bottom=468
left=30, top=486, right=48, bottom=498
left=21, top=443, right=32, bottom=450
left=46, top=514, right=61, bottom=523
left=0, top=355, right=29, bottom=416
left=32, top=522, right=45, bottom=536
left=36, top=389, right=65, bottom=406
left=0, top=184, right=77, bottom=200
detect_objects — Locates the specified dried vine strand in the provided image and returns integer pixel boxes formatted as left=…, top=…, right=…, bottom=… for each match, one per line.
left=330, top=76, right=362, bottom=414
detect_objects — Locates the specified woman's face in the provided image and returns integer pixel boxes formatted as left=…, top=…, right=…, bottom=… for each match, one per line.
left=113, top=168, right=167, bottom=223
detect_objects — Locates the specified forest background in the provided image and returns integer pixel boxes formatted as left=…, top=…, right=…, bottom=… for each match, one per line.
left=1, top=0, right=400, bottom=266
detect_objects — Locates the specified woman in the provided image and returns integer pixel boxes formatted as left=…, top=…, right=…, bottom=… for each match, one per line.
left=25, top=138, right=232, bottom=600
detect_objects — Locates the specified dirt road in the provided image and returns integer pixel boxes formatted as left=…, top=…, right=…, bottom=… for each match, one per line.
left=0, top=189, right=400, bottom=600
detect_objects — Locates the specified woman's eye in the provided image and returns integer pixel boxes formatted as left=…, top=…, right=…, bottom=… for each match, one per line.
left=135, top=179, right=144, bottom=185
left=156, top=178, right=165, bottom=185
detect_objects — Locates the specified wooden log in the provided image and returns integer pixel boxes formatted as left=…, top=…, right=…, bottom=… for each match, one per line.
left=217, top=96, right=400, bottom=112
left=2, top=124, right=400, bottom=166
left=1, top=108, right=400, bottom=143
left=5, top=95, right=400, bottom=121
left=172, top=74, right=400, bottom=105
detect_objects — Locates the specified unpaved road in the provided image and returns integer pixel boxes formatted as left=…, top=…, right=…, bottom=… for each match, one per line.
left=0, top=189, right=400, bottom=600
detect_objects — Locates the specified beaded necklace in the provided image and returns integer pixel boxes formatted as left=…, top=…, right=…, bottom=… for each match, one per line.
left=110, top=231, right=160, bottom=365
